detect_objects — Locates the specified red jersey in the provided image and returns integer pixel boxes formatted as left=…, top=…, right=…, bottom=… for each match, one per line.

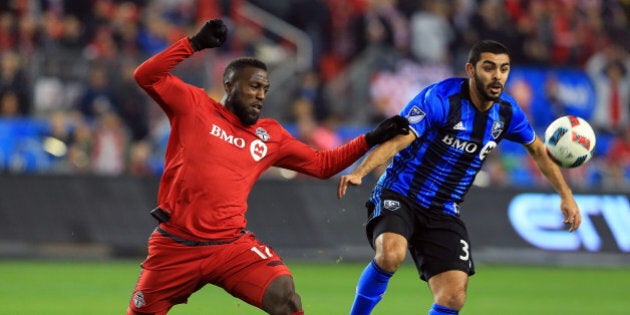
left=134, top=38, right=370, bottom=241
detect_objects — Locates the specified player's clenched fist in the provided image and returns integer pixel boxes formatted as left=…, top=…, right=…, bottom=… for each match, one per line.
left=189, top=19, right=228, bottom=51
left=364, top=115, right=410, bottom=148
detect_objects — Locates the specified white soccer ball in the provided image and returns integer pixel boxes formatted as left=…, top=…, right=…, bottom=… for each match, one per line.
left=544, top=116, right=596, bottom=168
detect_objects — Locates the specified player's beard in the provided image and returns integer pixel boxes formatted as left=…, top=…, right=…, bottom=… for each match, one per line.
left=234, top=104, right=259, bottom=126
left=228, top=96, right=260, bottom=126
left=473, top=72, right=502, bottom=102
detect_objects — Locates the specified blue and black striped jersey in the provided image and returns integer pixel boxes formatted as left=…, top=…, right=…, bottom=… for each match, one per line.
left=372, top=77, right=536, bottom=216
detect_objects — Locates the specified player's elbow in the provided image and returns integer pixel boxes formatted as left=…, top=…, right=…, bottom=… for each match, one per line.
left=132, top=67, right=147, bottom=86
left=132, top=64, right=158, bottom=89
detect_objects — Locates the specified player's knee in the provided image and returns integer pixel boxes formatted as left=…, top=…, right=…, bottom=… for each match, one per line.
left=435, top=288, right=467, bottom=310
left=374, top=233, right=407, bottom=272
left=374, top=250, right=405, bottom=272
left=374, top=242, right=406, bottom=272
left=262, top=275, right=302, bottom=315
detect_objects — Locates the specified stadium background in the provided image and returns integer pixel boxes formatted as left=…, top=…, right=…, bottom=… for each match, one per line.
left=0, top=1, right=629, bottom=313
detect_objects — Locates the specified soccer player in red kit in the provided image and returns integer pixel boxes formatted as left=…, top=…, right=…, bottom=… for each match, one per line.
left=126, top=19, right=409, bottom=315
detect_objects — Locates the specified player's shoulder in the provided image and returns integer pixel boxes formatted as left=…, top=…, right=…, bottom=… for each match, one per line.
left=435, top=77, right=467, bottom=91
left=497, top=92, right=521, bottom=109
left=423, top=77, right=466, bottom=100
left=256, top=117, right=281, bottom=128
left=253, top=118, right=291, bottom=137
left=496, top=93, right=529, bottom=124
left=499, top=93, right=521, bottom=111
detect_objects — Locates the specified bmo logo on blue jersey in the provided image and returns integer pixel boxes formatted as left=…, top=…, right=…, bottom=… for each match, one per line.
left=441, top=134, right=496, bottom=160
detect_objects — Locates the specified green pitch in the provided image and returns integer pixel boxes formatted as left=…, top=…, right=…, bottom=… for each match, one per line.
left=1, top=260, right=629, bottom=314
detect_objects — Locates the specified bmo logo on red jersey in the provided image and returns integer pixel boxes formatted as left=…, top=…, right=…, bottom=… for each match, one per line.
left=209, top=124, right=268, bottom=161
left=210, top=124, right=246, bottom=148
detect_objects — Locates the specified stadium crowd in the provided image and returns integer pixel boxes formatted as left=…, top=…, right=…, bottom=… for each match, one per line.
left=0, top=0, right=629, bottom=189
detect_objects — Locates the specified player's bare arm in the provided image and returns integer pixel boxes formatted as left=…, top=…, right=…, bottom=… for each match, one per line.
left=337, top=132, right=416, bottom=199
left=524, top=136, right=582, bottom=232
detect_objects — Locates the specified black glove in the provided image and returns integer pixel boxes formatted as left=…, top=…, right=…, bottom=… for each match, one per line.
left=189, top=19, right=228, bottom=51
left=364, top=115, right=410, bottom=147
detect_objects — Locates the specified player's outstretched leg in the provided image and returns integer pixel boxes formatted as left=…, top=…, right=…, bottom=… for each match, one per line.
left=349, top=259, right=394, bottom=314
left=262, top=275, right=304, bottom=315
left=350, top=228, right=407, bottom=315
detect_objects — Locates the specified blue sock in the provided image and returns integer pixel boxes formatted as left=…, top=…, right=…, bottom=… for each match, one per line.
left=349, top=259, right=394, bottom=315
left=428, top=303, right=459, bottom=315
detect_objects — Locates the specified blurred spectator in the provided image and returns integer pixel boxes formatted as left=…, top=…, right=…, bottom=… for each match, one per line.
left=285, top=0, right=331, bottom=70
left=292, top=97, right=342, bottom=150
left=77, top=64, right=117, bottom=119
left=65, top=118, right=94, bottom=174
left=111, top=2, right=142, bottom=56
left=91, top=111, right=128, bottom=176
left=321, top=0, right=364, bottom=80
left=0, top=50, right=30, bottom=115
left=113, top=58, right=149, bottom=141
left=474, top=150, right=510, bottom=187
left=58, top=14, right=87, bottom=50
left=604, top=0, right=630, bottom=52
left=127, top=139, right=154, bottom=176
left=468, top=0, right=520, bottom=60
left=369, top=60, right=452, bottom=122
left=16, top=12, right=39, bottom=55
left=294, top=70, right=328, bottom=122
left=604, top=126, right=630, bottom=188
left=512, top=0, right=552, bottom=65
left=543, top=75, right=569, bottom=120
left=136, top=3, right=187, bottom=56
left=409, top=0, right=454, bottom=65
left=84, top=24, right=119, bottom=61
left=347, top=0, right=409, bottom=60
left=32, top=72, right=66, bottom=115
left=0, top=90, right=22, bottom=117
left=546, top=1, right=596, bottom=67
left=586, top=44, right=630, bottom=134
left=44, top=110, right=92, bottom=174
left=505, top=76, right=534, bottom=120
left=0, top=11, right=16, bottom=50
left=449, top=0, right=478, bottom=75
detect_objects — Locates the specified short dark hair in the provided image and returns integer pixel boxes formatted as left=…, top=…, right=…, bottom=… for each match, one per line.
left=223, top=57, right=268, bottom=83
left=467, top=40, right=510, bottom=66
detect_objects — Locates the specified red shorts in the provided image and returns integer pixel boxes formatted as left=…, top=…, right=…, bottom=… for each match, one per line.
left=127, top=229, right=292, bottom=314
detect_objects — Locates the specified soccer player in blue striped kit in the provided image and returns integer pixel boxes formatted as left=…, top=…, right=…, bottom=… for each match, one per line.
left=337, top=40, right=582, bottom=315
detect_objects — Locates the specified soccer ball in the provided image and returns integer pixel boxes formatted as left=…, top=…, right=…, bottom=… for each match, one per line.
left=544, top=116, right=596, bottom=168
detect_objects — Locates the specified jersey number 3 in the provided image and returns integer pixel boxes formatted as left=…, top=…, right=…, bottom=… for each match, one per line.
left=459, top=239, right=470, bottom=261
